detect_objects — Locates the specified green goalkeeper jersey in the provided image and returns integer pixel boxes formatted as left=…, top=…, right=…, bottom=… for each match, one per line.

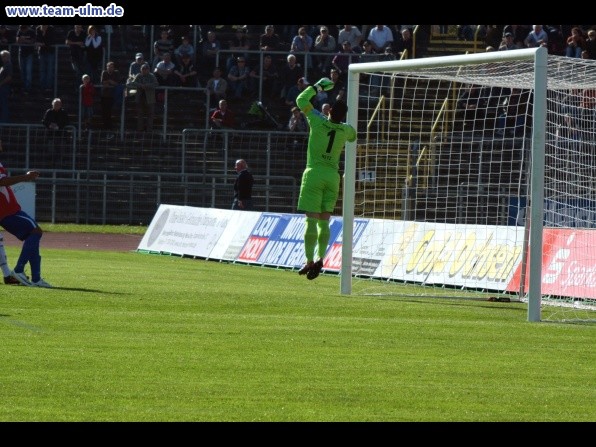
left=296, top=86, right=356, bottom=171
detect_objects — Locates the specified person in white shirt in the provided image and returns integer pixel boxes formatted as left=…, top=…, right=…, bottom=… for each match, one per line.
left=338, top=25, right=363, bottom=52
left=367, top=25, right=394, bottom=53
left=524, top=24, right=548, bottom=48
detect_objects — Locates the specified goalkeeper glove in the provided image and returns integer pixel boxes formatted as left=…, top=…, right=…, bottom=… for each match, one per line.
left=314, top=77, right=334, bottom=92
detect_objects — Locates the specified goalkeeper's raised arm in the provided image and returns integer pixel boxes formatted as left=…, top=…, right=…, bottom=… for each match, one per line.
left=296, top=77, right=335, bottom=114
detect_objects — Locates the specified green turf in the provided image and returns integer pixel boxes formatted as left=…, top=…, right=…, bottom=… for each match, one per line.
left=1, top=245, right=594, bottom=422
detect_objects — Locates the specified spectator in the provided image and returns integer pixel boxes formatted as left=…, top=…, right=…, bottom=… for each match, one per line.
left=499, top=32, right=517, bottom=51
left=367, top=25, right=394, bottom=53
left=457, top=85, right=489, bottom=131
left=496, top=88, right=532, bottom=136
left=288, top=105, right=309, bottom=132
left=42, top=97, right=70, bottom=164
left=65, top=25, right=86, bottom=91
left=357, top=40, right=381, bottom=93
left=0, top=25, right=14, bottom=50
left=231, top=159, right=254, bottom=211
left=84, top=25, right=103, bottom=84
left=260, top=25, right=281, bottom=53
left=0, top=50, right=12, bottom=123
left=154, top=52, right=177, bottom=86
left=127, top=52, right=145, bottom=87
left=173, top=35, right=195, bottom=66
left=80, top=74, right=95, bottom=132
left=206, top=67, right=228, bottom=105
left=16, top=24, right=36, bottom=95
left=578, top=87, right=596, bottom=134
left=381, top=45, right=396, bottom=61
left=502, top=25, right=530, bottom=49
left=584, top=29, right=596, bottom=59
left=314, top=26, right=337, bottom=76
left=337, top=25, right=363, bottom=53
left=291, top=27, right=313, bottom=72
left=35, top=24, right=56, bottom=94
left=249, top=54, right=279, bottom=101
left=174, top=54, right=198, bottom=87
left=42, top=97, right=69, bottom=131
left=152, top=28, right=173, bottom=69
left=168, top=25, right=191, bottom=48
left=332, top=41, right=357, bottom=83
left=285, top=77, right=309, bottom=109
left=524, top=25, right=548, bottom=48
left=321, top=103, right=330, bottom=117
left=127, top=63, right=158, bottom=132
left=395, top=27, right=413, bottom=59
left=279, top=53, right=303, bottom=100
left=484, top=25, right=503, bottom=50
left=210, top=99, right=236, bottom=129
left=227, top=28, right=251, bottom=72
left=199, top=30, right=221, bottom=82
left=565, top=27, right=585, bottom=58
left=457, top=25, right=476, bottom=41
left=100, top=61, right=122, bottom=133
left=326, top=69, right=345, bottom=106
left=358, top=39, right=379, bottom=64
left=545, top=25, right=565, bottom=55
left=227, top=56, right=251, bottom=99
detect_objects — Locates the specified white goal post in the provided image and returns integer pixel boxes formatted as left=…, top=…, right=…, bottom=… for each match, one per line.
left=341, top=46, right=596, bottom=323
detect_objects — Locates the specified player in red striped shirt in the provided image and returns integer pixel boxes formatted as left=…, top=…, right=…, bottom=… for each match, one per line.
left=0, top=139, right=51, bottom=287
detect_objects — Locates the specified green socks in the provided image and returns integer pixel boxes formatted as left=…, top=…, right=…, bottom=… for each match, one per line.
left=317, top=219, right=330, bottom=260
left=304, top=217, right=318, bottom=263
left=304, top=217, right=331, bottom=262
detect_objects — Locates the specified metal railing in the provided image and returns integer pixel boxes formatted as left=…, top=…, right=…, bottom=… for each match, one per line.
left=36, top=170, right=297, bottom=225
left=0, top=123, right=306, bottom=225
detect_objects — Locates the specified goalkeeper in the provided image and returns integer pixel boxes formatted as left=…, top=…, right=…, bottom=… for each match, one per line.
left=296, top=77, right=357, bottom=280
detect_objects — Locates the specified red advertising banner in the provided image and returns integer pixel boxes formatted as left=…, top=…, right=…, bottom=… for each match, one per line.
left=507, top=228, right=596, bottom=299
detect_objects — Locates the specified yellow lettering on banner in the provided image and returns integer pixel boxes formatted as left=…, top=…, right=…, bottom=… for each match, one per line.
left=473, top=244, right=496, bottom=279
left=417, top=241, right=434, bottom=273
left=479, top=245, right=505, bottom=280
left=487, top=246, right=505, bottom=280
left=393, top=224, right=523, bottom=282
left=419, top=232, right=446, bottom=274
left=428, top=231, right=455, bottom=273
left=386, top=223, right=418, bottom=275
left=450, top=232, right=476, bottom=275
left=474, top=242, right=522, bottom=281
left=408, top=230, right=434, bottom=273
left=462, top=232, right=492, bottom=278
left=494, top=245, right=522, bottom=280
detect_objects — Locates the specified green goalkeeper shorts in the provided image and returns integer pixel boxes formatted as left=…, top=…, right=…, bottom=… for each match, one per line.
left=297, top=167, right=340, bottom=214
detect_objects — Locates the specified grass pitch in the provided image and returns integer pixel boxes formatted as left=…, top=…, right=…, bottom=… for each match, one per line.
left=0, top=227, right=594, bottom=422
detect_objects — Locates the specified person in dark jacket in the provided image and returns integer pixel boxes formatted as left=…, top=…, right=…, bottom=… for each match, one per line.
left=42, top=97, right=70, bottom=166
left=42, top=97, right=69, bottom=131
left=232, top=159, right=254, bottom=211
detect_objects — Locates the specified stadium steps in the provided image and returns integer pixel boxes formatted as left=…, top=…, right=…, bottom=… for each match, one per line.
left=424, top=26, right=485, bottom=57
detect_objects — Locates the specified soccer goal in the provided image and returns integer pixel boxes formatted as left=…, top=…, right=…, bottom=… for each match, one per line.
left=341, top=47, right=596, bottom=323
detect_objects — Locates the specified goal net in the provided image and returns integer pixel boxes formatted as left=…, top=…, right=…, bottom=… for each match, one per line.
left=342, top=47, right=596, bottom=323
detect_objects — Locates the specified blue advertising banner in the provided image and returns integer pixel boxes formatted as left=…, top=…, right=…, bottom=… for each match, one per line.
left=236, top=213, right=344, bottom=268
